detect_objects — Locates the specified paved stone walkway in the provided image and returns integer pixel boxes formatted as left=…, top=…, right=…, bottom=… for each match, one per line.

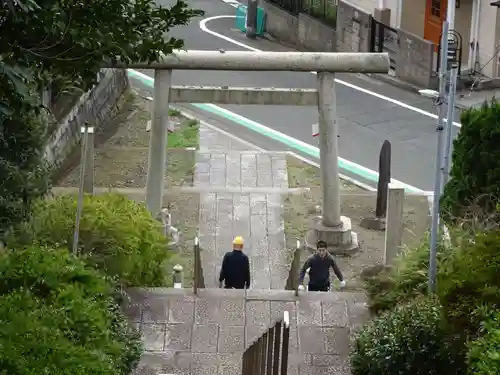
left=128, top=288, right=369, bottom=375
left=195, top=126, right=291, bottom=289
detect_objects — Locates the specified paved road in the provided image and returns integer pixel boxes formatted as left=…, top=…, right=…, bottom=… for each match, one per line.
left=145, top=0, right=462, bottom=191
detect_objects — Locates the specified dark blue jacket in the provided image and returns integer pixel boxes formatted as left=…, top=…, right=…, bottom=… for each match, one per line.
left=298, top=253, right=343, bottom=286
left=219, top=250, right=251, bottom=289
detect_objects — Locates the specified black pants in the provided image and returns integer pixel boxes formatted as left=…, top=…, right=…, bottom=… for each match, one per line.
left=308, top=281, right=330, bottom=292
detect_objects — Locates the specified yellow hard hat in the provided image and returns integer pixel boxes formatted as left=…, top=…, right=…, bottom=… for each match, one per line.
left=233, top=236, right=244, bottom=246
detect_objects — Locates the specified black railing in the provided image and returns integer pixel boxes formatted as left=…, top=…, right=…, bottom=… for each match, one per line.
left=436, top=30, right=463, bottom=75
left=242, top=311, right=291, bottom=375
left=300, top=0, right=337, bottom=27
left=370, top=18, right=398, bottom=69
left=267, top=0, right=300, bottom=15
left=193, top=237, right=205, bottom=294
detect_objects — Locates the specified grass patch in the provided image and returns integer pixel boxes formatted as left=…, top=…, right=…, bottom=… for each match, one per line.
left=168, top=108, right=181, bottom=117
left=168, top=118, right=199, bottom=149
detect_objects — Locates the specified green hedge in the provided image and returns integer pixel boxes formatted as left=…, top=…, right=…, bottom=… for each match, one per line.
left=437, top=230, right=500, bottom=336
left=11, top=192, right=170, bottom=287
left=467, top=311, right=500, bottom=375
left=0, top=245, right=142, bottom=374
left=441, top=99, right=500, bottom=222
left=364, top=236, right=454, bottom=315
left=351, top=296, right=464, bottom=375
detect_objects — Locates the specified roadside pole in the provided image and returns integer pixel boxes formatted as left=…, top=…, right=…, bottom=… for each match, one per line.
left=83, top=125, right=95, bottom=194
left=442, top=64, right=458, bottom=187
left=245, top=0, right=258, bottom=39
left=428, top=21, right=449, bottom=293
left=72, top=124, right=90, bottom=256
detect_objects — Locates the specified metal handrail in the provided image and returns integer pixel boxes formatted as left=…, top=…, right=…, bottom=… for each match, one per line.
left=242, top=311, right=291, bottom=375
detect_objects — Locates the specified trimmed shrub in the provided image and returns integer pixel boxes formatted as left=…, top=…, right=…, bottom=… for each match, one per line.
left=351, top=296, right=464, bottom=375
left=11, top=192, right=169, bottom=287
left=441, top=99, right=500, bottom=222
left=364, top=236, right=454, bottom=315
left=438, top=230, right=500, bottom=336
left=467, top=311, right=500, bottom=375
left=0, top=245, right=142, bottom=374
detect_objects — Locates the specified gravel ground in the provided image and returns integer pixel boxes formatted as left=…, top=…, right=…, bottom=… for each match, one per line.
left=283, top=154, right=430, bottom=290
left=56, top=90, right=200, bottom=287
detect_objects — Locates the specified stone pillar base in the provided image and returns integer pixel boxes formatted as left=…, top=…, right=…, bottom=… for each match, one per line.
left=305, top=216, right=360, bottom=255
left=360, top=216, right=386, bottom=231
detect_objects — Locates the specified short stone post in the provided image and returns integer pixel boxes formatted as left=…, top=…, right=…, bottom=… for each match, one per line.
left=361, top=140, right=391, bottom=231
left=384, top=183, right=405, bottom=266
left=173, top=264, right=183, bottom=288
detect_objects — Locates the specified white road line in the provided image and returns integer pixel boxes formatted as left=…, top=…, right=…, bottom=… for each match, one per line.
left=221, top=0, right=241, bottom=8
left=199, top=15, right=462, bottom=128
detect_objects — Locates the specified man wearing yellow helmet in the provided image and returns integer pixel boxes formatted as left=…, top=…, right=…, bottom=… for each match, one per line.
left=218, top=236, right=251, bottom=289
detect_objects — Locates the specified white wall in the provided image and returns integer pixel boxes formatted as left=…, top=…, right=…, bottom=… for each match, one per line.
left=477, top=0, right=500, bottom=77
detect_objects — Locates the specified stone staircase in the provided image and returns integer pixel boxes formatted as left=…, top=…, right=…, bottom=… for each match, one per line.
left=127, top=288, right=369, bottom=375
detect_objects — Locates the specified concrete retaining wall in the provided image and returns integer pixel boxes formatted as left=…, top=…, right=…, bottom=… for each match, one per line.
left=262, top=1, right=336, bottom=52
left=45, top=69, right=129, bottom=173
left=297, top=13, right=336, bottom=52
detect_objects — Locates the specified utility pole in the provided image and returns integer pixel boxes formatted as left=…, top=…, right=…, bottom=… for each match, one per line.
left=245, top=0, right=258, bottom=39
left=428, top=21, right=449, bottom=293
left=442, top=64, right=458, bottom=187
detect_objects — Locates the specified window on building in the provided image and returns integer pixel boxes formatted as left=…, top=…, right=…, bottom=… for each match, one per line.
left=431, top=0, right=441, bottom=17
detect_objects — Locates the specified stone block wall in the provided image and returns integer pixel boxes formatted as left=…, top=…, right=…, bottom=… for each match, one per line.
left=261, top=1, right=299, bottom=46
left=297, top=13, right=336, bottom=52
left=395, top=29, right=436, bottom=88
left=45, top=69, right=129, bottom=174
left=336, top=1, right=372, bottom=53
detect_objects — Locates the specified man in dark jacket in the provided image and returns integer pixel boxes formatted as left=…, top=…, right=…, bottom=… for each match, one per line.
left=219, top=236, right=251, bottom=289
left=298, top=240, right=346, bottom=292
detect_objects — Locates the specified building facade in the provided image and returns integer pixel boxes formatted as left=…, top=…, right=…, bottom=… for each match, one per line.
left=345, top=0, right=500, bottom=78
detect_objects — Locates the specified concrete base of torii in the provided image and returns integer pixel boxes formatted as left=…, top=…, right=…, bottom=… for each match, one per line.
left=305, top=215, right=360, bottom=255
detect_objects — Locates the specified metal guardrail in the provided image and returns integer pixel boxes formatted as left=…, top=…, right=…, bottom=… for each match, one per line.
left=285, top=240, right=301, bottom=296
left=193, top=237, right=205, bottom=294
left=242, top=311, right=291, bottom=375
left=267, top=0, right=300, bottom=15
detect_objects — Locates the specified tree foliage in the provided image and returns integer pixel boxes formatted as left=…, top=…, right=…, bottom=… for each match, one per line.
left=441, top=99, right=500, bottom=222
left=1, top=0, right=203, bottom=89
left=0, top=0, right=203, bottom=239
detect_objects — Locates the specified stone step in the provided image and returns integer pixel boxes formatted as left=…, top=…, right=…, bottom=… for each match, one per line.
left=127, top=288, right=366, bottom=375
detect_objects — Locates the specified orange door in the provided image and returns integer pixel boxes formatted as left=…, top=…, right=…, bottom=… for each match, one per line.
left=424, top=0, right=447, bottom=46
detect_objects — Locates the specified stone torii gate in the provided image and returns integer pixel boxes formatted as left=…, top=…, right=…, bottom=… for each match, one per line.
left=125, top=50, right=389, bottom=254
